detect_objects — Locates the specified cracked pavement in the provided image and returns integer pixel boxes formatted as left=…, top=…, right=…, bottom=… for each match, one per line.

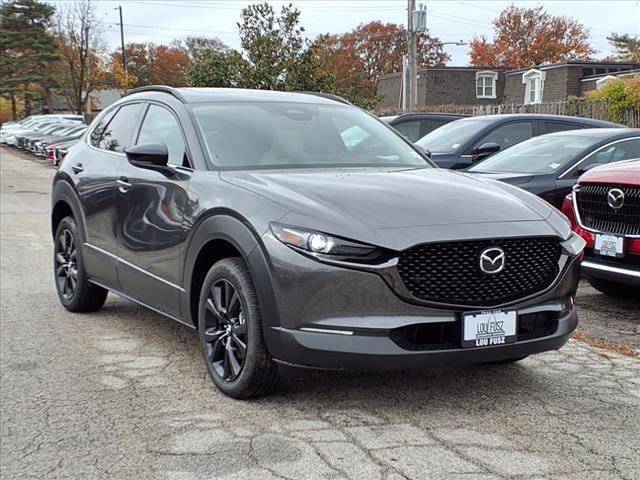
left=1, top=147, right=639, bottom=480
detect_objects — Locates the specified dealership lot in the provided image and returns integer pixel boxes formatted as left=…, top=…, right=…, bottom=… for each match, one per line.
left=1, top=147, right=639, bottom=479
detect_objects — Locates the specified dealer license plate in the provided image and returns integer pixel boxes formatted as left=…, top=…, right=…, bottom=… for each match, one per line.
left=594, top=234, right=624, bottom=258
left=462, top=310, right=517, bottom=348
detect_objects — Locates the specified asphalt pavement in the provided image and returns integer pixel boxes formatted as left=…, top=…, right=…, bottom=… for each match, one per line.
left=1, top=147, right=639, bottom=480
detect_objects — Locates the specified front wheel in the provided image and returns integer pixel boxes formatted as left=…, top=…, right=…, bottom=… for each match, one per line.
left=198, top=257, right=279, bottom=399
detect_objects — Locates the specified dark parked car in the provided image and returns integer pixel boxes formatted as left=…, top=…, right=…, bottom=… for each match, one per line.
left=52, top=86, right=585, bottom=398
left=468, top=129, right=640, bottom=209
left=415, top=114, right=622, bottom=169
left=33, top=126, right=87, bottom=156
left=381, top=112, right=467, bottom=143
left=562, top=159, right=640, bottom=298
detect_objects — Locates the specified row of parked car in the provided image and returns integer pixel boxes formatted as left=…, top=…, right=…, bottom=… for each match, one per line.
left=0, top=114, right=87, bottom=165
left=384, top=112, right=639, bottom=298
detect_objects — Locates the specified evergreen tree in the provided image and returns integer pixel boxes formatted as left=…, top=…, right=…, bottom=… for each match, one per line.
left=0, top=0, right=58, bottom=119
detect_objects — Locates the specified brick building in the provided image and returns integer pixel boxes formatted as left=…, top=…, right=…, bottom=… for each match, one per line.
left=376, top=62, right=639, bottom=111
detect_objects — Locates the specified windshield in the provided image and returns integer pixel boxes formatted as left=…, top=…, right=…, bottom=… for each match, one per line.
left=416, top=118, right=490, bottom=153
left=468, top=135, right=597, bottom=174
left=191, top=102, right=428, bottom=169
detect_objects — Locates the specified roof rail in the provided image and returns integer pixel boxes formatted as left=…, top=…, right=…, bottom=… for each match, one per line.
left=124, top=85, right=187, bottom=102
left=295, top=91, right=352, bottom=106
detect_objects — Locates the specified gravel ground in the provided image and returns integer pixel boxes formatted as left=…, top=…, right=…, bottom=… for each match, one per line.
left=1, top=147, right=639, bottom=480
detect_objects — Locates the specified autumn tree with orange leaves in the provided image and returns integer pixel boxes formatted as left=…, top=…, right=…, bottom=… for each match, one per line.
left=315, top=21, right=449, bottom=97
left=469, top=6, right=595, bottom=69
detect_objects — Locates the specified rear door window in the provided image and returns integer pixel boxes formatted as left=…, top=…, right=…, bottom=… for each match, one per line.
left=543, top=121, right=585, bottom=134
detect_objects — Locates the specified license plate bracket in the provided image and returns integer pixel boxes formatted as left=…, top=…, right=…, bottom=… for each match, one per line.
left=462, top=310, right=517, bottom=348
left=594, top=233, right=624, bottom=258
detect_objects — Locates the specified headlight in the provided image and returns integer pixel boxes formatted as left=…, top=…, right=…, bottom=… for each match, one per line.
left=562, top=232, right=586, bottom=257
left=270, top=223, right=377, bottom=257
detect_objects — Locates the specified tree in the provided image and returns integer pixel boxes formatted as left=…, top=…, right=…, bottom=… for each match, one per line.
left=186, top=50, right=249, bottom=88
left=186, top=2, right=377, bottom=109
left=588, top=75, right=640, bottom=123
left=607, top=33, right=640, bottom=62
left=55, top=0, right=107, bottom=114
left=0, top=0, right=58, bottom=119
left=469, top=5, right=595, bottom=68
left=147, top=44, right=190, bottom=86
left=172, top=36, right=229, bottom=61
left=315, top=22, right=449, bottom=97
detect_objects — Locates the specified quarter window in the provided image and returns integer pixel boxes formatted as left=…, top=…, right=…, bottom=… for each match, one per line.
left=475, top=71, right=498, bottom=99
left=137, top=105, right=189, bottom=167
left=98, top=103, right=144, bottom=152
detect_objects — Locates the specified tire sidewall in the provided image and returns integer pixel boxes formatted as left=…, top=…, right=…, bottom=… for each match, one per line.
left=198, top=259, right=263, bottom=396
left=53, top=217, right=89, bottom=310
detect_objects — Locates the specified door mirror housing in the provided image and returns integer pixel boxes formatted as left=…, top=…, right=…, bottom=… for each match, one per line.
left=413, top=143, right=432, bottom=158
left=472, top=142, right=501, bottom=162
left=125, top=143, right=173, bottom=174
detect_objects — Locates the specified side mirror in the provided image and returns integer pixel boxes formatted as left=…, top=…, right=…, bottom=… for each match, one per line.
left=472, top=142, right=501, bottom=161
left=125, top=143, right=172, bottom=173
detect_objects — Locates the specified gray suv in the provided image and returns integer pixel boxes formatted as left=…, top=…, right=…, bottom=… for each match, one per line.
left=51, top=87, right=586, bottom=398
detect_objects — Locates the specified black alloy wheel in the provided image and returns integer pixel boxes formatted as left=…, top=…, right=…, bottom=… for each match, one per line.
left=203, top=279, right=248, bottom=382
left=55, top=228, right=78, bottom=301
left=198, top=258, right=280, bottom=398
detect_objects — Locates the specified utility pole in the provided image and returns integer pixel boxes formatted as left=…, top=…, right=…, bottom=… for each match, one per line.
left=116, top=5, right=126, bottom=75
left=407, top=0, right=417, bottom=112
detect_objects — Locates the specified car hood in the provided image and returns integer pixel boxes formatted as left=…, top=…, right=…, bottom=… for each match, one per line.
left=221, top=167, right=557, bottom=247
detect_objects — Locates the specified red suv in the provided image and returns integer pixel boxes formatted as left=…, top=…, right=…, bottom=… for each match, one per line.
left=562, top=159, right=640, bottom=298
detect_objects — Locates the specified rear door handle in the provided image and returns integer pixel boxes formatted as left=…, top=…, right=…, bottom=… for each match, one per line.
left=116, top=177, right=132, bottom=193
left=71, top=163, right=84, bottom=174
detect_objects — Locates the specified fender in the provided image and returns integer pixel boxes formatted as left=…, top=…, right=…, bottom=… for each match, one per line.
left=51, top=177, right=87, bottom=243
left=181, top=214, right=282, bottom=352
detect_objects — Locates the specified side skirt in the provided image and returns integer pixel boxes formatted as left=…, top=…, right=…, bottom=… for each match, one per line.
left=88, top=278, right=196, bottom=330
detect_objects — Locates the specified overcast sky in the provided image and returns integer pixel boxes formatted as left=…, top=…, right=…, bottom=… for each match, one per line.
left=87, top=0, right=640, bottom=66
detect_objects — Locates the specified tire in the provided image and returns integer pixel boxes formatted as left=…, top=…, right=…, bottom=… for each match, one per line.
left=53, top=216, right=108, bottom=312
left=587, top=277, right=639, bottom=300
left=198, top=257, right=280, bottom=399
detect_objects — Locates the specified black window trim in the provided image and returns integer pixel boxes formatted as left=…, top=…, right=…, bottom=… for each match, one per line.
left=135, top=100, right=194, bottom=170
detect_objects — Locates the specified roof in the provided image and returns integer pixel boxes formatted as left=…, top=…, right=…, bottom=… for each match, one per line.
left=505, top=61, right=640, bottom=74
left=379, top=66, right=505, bottom=80
left=543, top=127, right=640, bottom=139
left=125, top=86, right=349, bottom=106
left=454, top=113, right=622, bottom=127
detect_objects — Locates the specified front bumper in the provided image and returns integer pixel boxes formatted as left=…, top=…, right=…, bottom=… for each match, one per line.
left=582, top=255, right=640, bottom=287
left=258, top=234, right=581, bottom=371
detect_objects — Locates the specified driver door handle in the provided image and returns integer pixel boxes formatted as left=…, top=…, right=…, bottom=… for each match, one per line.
left=116, top=177, right=132, bottom=193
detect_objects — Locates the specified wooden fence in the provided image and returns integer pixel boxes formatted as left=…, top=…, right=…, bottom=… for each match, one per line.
left=379, top=101, right=640, bottom=128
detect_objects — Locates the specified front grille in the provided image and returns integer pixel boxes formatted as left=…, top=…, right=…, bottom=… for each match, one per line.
left=397, top=237, right=562, bottom=307
left=576, top=184, right=640, bottom=236
left=389, top=312, right=559, bottom=351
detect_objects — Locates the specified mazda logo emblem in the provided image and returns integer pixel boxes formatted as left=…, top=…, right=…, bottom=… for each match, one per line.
left=479, top=247, right=505, bottom=274
left=607, top=188, right=625, bottom=210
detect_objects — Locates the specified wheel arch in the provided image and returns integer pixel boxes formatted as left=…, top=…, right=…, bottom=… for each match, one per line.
left=51, top=179, right=86, bottom=242
left=182, top=214, right=280, bottom=339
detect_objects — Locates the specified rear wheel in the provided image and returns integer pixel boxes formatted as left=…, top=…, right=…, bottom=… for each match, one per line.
left=587, top=277, right=639, bottom=300
left=198, top=257, right=279, bottom=399
left=54, top=216, right=108, bottom=312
